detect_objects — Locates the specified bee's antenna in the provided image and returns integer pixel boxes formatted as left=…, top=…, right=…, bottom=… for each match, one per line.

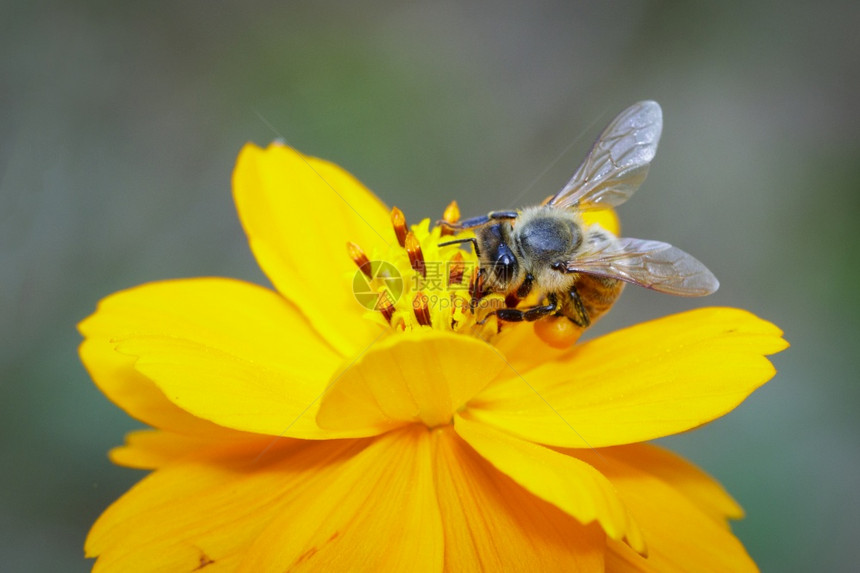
left=439, top=237, right=481, bottom=256
left=504, top=106, right=609, bottom=209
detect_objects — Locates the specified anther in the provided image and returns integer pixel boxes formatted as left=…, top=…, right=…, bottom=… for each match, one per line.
left=405, top=231, right=426, bottom=278
left=347, top=241, right=372, bottom=278
left=448, top=251, right=465, bottom=285
left=412, top=293, right=432, bottom=326
left=376, top=291, right=396, bottom=324
left=440, top=200, right=461, bottom=236
left=391, top=207, right=408, bottom=247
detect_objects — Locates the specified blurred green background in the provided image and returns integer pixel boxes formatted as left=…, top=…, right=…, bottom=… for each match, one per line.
left=2, top=1, right=858, bottom=570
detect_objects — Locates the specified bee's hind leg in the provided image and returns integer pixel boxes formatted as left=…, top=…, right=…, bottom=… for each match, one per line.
left=566, top=285, right=591, bottom=328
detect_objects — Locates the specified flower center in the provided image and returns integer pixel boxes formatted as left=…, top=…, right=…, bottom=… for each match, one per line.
left=347, top=202, right=506, bottom=341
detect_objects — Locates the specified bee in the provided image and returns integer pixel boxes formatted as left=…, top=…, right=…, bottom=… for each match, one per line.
left=440, top=101, right=718, bottom=343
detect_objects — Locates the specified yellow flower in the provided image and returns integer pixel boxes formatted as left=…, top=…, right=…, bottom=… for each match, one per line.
left=80, top=142, right=787, bottom=572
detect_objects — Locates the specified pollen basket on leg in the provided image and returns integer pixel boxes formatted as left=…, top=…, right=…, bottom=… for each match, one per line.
left=346, top=211, right=504, bottom=340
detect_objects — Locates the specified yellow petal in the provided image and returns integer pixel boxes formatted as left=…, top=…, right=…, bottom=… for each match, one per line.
left=80, top=278, right=351, bottom=439
left=470, top=308, right=787, bottom=447
left=117, top=335, right=363, bottom=440
left=317, top=329, right=508, bottom=433
left=570, top=448, right=759, bottom=572
left=233, top=142, right=392, bottom=356
left=79, top=338, right=240, bottom=438
left=432, top=426, right=604, bottom=571
left=239, top=426, right=443, bottom=572
left=454, top=415, right=645, bottom=554
left=87, top=437, right=374, bottom=571
left=604, top=443, right=744, bottom=527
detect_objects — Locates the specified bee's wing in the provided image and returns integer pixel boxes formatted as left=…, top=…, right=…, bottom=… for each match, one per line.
left=564, top=236, right=719, bottom=296
left=545, top=101, right=663, bottom=211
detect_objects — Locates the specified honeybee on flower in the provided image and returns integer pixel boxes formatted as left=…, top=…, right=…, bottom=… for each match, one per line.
left=439, top=101, right=718, bottom=347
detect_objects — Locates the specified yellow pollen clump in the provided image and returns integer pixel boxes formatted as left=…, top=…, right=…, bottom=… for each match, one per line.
left=533, top=314, right=584, bottom=348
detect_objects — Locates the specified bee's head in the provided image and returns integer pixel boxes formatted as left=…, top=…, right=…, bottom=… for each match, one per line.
left=476, top=222, right=521, bottom=291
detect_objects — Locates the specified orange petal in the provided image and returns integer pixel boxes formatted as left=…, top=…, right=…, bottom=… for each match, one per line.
left=454, top=415, right=645, bottom=554
left=603, top=443, right=744, bottom=527
left=432, top=426, right=605, bottom=571
left=492, top=322, right=571, bottom=373
left=470, top=308, right=787, bottom=447
left=87, top=437, right=373, bottom=571
left=232, top=142, right=392, bottom=356
left=109, top=429, right=275, bottom=469
left=239, top=426, right=443, bottom=572
left=317, top=329, right=508, bottom=434
left=569, top=448, right=759, bottom=572
left=80, top=278, right=353, bottom=439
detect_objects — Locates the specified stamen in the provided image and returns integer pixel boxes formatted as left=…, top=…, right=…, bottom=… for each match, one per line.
left=391, top=207, right=408, bottom=247
left=412, top=293, right=432, bottom=326
left=376, top=291, right=396, bottom=324
left=405, top=231, right=426, bottom=278
left=447, top=251, right=465, bottom=285
left=347, top=241, right=372, bottom=278
left=440, top=200, right=461, bottom=236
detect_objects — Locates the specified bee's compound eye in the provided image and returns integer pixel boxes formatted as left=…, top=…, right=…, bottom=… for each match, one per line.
left=493, top=251, right=518, bottom=284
